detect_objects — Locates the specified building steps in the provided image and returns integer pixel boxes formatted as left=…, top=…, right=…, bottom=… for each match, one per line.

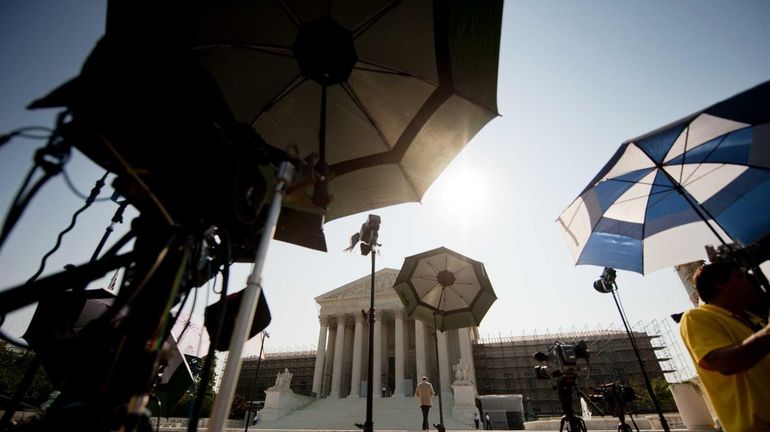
left=254, top=394, right=475, bottom=430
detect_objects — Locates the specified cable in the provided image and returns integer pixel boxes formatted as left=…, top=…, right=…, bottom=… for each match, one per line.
left=98, top=231, right=179, bottom=328
left=0, top=166, right=53, bottom=252
left=0, top=126, right=53, bottom=148
left=149, top=242, right=192, bottom=351
left=25, top=172, right=110, bottom=284
left=211, top=272, right=221, bottom=294
left=172, top=285, right=198, bottom=346
left=97, top=131, right=175, bottom=226
left=61, top=168, right=113, bottom=202
left=100, top=228, right=137, bottom=260
left=0, top=121, right=71, bottom=253
left=154, top=246, right=201, bottom=352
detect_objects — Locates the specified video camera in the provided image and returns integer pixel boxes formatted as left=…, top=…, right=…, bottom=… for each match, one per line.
left=588, top=382, right=635, bottom=417
left=533, top=341, right=589, bottom=380
left=706, top=237, right=770, bottom=302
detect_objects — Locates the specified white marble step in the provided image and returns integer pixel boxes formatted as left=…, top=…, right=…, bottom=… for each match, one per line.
left=254, top=394, right=475, bottom=430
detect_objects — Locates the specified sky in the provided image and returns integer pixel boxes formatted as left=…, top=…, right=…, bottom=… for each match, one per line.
left=1, top=0, right=769, bottom=363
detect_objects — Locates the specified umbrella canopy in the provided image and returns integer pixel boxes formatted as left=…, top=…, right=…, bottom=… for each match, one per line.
left=558, top=80, right=770, bottom=274
left=394, top=246, right=496, bottom=331
left=191, top=0, right=503, bottom=221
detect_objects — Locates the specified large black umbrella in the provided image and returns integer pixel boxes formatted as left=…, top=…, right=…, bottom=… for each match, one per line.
left=394, top=246, right=497, bottom=430
left=191, top=0, right=503, bottom=221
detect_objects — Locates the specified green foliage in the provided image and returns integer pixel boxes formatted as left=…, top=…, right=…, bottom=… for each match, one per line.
left=167, top=354, right=218, bottom=418
left=230, top=394, right=248, bottom=419
left=628, top=376, right=676, bottom=414
left=0, top=344, right=54, bottom=408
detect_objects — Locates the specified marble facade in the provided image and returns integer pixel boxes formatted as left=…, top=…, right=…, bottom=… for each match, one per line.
left=311, top=268, right=478, bottom=399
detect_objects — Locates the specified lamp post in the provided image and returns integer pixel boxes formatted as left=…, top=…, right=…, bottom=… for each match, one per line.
left=347, top=215, right=380, bottom=432
left=593, top=268, right=670, bottom=432
left=244, top=331, right=269, bottom=432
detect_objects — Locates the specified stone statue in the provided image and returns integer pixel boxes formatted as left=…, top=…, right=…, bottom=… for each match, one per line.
left=453, top=357, right=471, bottom=384
left=274, top=368, right=293, bottom=390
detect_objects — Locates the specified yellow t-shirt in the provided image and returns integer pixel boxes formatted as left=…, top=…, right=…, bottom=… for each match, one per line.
left=680, top=304, right=770, bottom=432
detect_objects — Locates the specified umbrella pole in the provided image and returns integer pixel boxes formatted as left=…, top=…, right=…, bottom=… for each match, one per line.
left=432, top=310, right=445, bottom=430
left=363, top=231, right=376, bottom=432
left=660, top=169, right=729, bottom=246
left=209, top=162, right=294, bottom=431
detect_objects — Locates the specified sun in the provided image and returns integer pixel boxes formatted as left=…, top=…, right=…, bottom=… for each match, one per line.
left=427, top=158, right=490, bottom=227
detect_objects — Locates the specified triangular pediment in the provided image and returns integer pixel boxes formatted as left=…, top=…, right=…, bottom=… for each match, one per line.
left=315, top=268, right=399, bottom=304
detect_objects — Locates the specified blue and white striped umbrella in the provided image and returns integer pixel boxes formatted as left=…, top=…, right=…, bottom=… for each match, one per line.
left=559, top=80, right=770, bottom=274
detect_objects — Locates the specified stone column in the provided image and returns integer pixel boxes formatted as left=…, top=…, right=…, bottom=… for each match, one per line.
left=322, top=325, right=337, bottom=396
left=348, top=313, right=364, bottom=398
left=675, top=261, right=703, bottom=307
left=437, top=330, right=451, bottom=395
left=381, top=314, right=389, bottom=396
left=415, top=319, right=427, bottom=381
left=458, top=327, right=477, bottom=387
left=394, top=312, right=405, bottom=396
left=330, top=315, right=347, bottom=398
left=373, top=311, right=382, bottom=397
left=311, top=319, right=328, bottom=396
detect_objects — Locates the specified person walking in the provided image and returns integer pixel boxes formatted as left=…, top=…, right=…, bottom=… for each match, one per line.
left=485, top=412, right=493, bottom=430
left=473, top=412, right=480, bottom=429
left=414, top=376, right=435, bottom=431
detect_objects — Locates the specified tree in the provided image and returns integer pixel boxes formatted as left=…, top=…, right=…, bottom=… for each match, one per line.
left=168, top=354, right=218, bottom=418
left=628, top=376, right=676, bottom=414
left=0, top=343, right=54, bottom=407
left=230, top=394, right=248, bottom=419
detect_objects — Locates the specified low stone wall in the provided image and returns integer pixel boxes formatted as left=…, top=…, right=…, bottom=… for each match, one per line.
left=155, top=417, right=245, bottom=430
left=525, top=413, right=697, bottom=431
left=260, top=389, right=315, bottom=421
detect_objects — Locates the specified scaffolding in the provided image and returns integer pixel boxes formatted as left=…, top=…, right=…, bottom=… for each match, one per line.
left=643, top=318, right=697, bottom=383
left=235, top=349, right=317, bottom=402
left=473, top=324, right=673, bottom=417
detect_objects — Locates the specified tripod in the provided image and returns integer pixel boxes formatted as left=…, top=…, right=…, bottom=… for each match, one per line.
left=603, top=386, right=639, bottom=432
left=612, top=401, right=637, bottom=432
left=556, top=375, right=588, bottom=432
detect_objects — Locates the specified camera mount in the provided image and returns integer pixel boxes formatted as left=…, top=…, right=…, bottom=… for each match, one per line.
left=533, top=341, right=596, bottom=432
left=589, top=382, right=639, bottom=432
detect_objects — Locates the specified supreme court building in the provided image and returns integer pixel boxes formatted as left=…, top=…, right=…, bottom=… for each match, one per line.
left=236, top=268, right=673, bottom=416
left=311, top=268, right=478, bottom=398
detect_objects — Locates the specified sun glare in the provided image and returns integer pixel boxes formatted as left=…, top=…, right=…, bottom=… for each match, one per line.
left=428, top=159, right=490, bottom=228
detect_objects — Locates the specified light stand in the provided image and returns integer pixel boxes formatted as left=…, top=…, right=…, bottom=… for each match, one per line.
left=429, top=282, right=450, bottom=432
left=244, top=331, right=269, bottom=432
left=210, top=162, right=294, bottom=431
left=593, top=268, right=670, bottom=432
left=431, top=310, right=446, bottom=432
left=350, top=215, right=380, bottom=432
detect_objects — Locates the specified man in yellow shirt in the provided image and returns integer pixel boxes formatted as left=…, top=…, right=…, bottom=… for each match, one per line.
left=680, top=262, right=770, bottom=431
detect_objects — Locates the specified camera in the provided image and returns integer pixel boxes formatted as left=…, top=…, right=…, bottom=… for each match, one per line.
left=588, top=382, right=635, bottom=417
left=533, top=341, right=589, bottom=380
